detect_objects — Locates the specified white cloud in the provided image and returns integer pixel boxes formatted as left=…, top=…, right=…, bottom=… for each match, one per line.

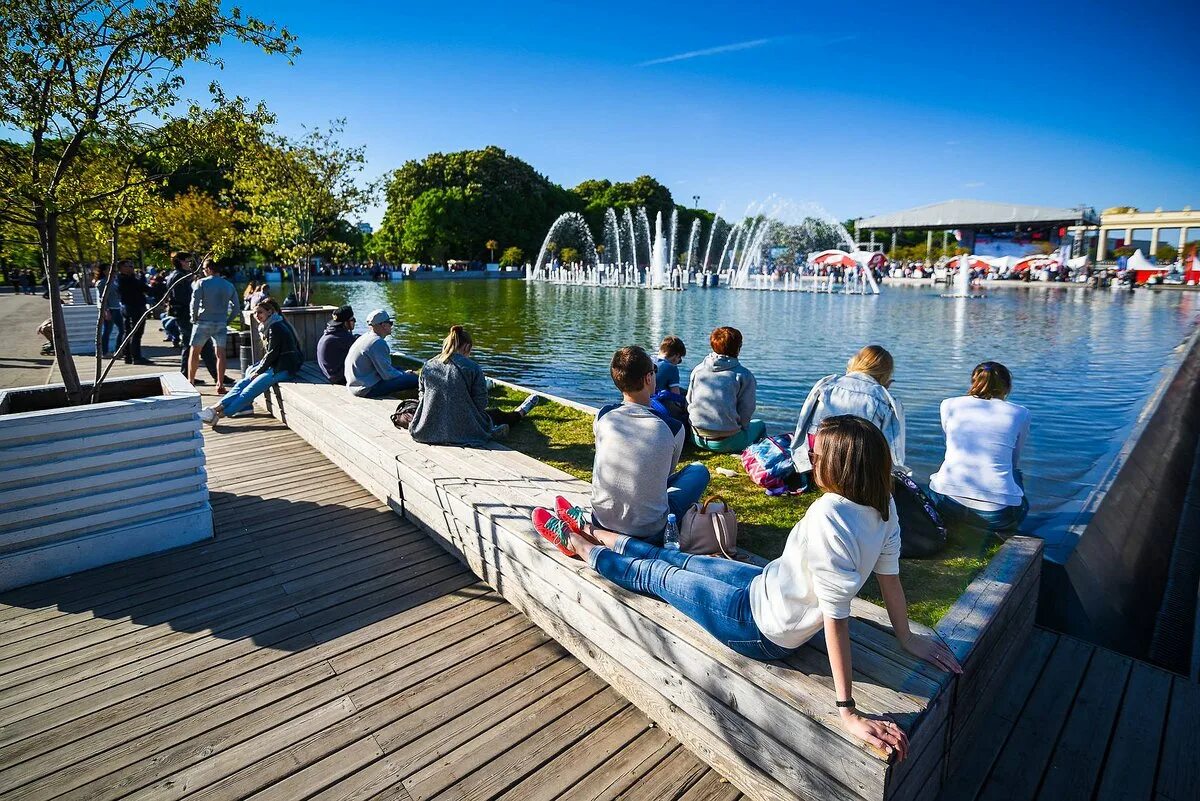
left=963, top=181, right=985, bottom=188
left=638, top=38, right=778, bottom=67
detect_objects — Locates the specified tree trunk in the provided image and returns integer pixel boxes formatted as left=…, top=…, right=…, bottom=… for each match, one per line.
left=38, top=209, right=83, bottom=403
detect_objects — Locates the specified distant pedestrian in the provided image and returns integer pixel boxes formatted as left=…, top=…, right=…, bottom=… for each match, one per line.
left=187, top=257, right=238, bottom=392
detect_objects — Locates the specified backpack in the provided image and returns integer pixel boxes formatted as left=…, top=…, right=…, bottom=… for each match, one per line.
left=740, top=433, right=798, bottom=496
left=892, top=470, right=947, bottom=557
left=650, top=389, right=691, bottom=442
left=391, top=399, right=419, bottom=430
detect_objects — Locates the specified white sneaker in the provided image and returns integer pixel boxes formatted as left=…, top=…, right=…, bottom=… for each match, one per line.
left=198, top=407, right=215, bottom=424
left=515, top=394, right=541, bottom=416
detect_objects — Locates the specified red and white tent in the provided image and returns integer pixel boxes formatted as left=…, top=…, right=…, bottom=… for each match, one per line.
left=945, top=254, right=991, bottom=271
left=807, top=250, right=857, bottom=268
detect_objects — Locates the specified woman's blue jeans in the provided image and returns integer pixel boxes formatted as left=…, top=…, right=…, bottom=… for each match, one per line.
left=926, top=471, right=1028, bottom=535
left=101, top=308, right=123, bottom=355
left=219, top=367, right=292, bottom=416
left=590, top=536, right=797, bottom=661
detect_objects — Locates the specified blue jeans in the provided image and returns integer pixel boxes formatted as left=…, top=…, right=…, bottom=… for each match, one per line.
left=693, top=419, right=767, bottom=453
left=667, top=462, right=712, bottom=521
left=926, top=471, right=1028, bottom=535
left=219, top=367, right=292, bottom=416
left=590, top=537, right=797, bottom=661
left=364, top=373, right=418, bottom=398
left=101, top=308, right=123, bottom=355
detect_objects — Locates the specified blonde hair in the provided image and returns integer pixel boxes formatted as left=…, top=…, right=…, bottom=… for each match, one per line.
left=846, top=345, right=894, bottom=386
left=969, top=361, right=1012, bottom=399
left=438, top=325, right=472, bottom=363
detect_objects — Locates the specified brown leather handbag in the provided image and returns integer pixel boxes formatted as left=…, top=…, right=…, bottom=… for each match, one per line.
left=680, top=495, right=738, bottom=558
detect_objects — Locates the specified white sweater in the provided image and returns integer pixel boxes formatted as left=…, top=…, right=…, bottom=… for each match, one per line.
left=929, top=396, right=1030, bottom=510
left=749, top=493, right=900, bottom=649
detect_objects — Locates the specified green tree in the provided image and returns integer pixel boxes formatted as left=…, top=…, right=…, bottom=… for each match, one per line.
left=377, top=146, right=582, bottom=263
left=559, top=247, right=579, bottom=264
left=499, top=246, right=524, bottom=267
left=234, top=121, right=374, bottom=303
left=152, top=188, right=238, bottom=262
left=1155, top=243, right=1178, bottom=263
left=0, top=0, right=294, bottom=403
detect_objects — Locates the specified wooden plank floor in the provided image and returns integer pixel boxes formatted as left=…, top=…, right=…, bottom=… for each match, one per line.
left=938, top=627, right=1198, bottom=801
left=0, top=349, right=743, bottom=800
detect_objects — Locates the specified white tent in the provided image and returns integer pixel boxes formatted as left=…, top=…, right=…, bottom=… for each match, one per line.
left=1126, top=249, right=1161, bottom=273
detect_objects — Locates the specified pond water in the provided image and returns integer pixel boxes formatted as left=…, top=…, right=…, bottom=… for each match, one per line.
left=310, top=278, right=1199, bottom=561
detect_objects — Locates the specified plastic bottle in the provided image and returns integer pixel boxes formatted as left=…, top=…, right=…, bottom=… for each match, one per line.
left=664, top=513, right=680, bottom=550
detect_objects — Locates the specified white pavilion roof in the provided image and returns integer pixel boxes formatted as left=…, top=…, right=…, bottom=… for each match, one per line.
left=857, top=199, right=1088, bottom=230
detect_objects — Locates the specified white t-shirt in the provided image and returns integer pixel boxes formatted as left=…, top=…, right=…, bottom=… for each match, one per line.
left=749, top=493, right=901, bottom=649
left=928, top=396, right=1030, bottom=510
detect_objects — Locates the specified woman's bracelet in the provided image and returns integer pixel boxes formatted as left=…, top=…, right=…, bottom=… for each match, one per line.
left=836, top=698, right=856, bottom=710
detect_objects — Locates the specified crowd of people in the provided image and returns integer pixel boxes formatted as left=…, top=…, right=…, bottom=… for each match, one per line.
left=189, top=295, right=1027, bottom=759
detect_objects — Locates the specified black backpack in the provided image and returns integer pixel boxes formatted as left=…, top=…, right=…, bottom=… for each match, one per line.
left=892, top=470, right=947, bottom=558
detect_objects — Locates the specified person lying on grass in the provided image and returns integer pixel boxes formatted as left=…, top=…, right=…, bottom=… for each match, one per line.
left=532, top=414, right=961, bottom=759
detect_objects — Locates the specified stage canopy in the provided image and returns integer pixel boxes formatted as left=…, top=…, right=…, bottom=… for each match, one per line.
left=858, top=199, right=1095, bottom=231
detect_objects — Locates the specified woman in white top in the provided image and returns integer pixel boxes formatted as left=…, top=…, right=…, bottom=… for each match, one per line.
left=536, top=415, right=960, bottom=759
left=791, top=345, right=906, bottom=478
left=927, top=361, right=1030, bottom=535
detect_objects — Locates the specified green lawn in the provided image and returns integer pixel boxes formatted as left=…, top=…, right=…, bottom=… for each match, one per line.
left=490, top=386, right=999, bottom=627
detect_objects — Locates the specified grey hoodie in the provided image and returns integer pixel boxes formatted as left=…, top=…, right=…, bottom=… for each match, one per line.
left=686, top=352, right=757, bottom=437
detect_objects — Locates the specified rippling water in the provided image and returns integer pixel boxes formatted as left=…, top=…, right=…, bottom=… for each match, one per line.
left=311, top=279, right=1199, bottom=556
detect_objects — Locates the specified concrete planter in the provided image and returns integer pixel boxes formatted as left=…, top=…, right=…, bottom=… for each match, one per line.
left=0, top=372, right=212, bottom=591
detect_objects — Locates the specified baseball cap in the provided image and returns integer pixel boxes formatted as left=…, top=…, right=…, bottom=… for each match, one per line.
left=366, top=309, right=393, bottom=326
left=333, top=305, right=354, bottom=323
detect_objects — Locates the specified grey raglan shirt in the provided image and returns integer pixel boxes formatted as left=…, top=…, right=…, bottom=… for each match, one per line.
left=591, top=401, right=685, bottom=539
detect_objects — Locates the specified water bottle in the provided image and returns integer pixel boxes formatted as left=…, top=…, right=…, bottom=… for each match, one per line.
left=664, top=513, right=680, bottom=551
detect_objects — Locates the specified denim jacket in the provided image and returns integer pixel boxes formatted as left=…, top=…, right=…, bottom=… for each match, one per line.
left=790, top=372, right=906, bottom=472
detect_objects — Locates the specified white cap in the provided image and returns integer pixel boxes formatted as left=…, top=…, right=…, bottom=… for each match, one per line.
left=366, top=309, right=393, bottom=326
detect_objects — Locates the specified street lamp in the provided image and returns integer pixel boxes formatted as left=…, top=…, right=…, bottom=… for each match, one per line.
left=692, top=195, right=700, bottom=208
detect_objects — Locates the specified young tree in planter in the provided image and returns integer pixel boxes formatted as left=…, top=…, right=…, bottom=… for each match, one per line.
left=0, top=0, right=296, bottom=404
left=234, top=121, right=374, bottom=305
left=499, top=246, right=524, bottom=267
left=486, top=239, right=498, bottom=263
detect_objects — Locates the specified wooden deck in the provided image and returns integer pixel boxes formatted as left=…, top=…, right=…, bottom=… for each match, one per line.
left=938, top=626, right=1198, bottom=801
left=0, top=383, right=741, bottom=800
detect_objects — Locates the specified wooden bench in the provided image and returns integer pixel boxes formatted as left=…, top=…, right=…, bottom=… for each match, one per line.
left=253, top=364, right=1043, bottom=801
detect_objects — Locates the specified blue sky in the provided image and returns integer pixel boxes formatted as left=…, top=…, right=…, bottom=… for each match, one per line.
left=191, top=0, right=1199, bottom=227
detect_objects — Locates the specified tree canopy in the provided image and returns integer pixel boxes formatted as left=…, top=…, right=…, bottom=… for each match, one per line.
left=376, top=146, right=582, bottom=264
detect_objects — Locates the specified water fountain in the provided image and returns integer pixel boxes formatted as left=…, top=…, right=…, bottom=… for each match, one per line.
left=526, top=199, right=884, bottom=293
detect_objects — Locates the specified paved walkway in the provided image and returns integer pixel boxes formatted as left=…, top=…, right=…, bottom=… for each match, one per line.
left=0, top=300, right=740, bottom=801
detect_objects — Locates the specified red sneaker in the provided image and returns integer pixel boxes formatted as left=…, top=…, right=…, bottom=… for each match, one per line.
left=554, top=496, right=588, bottom=536
left=532, top=507, right=576, bottom=558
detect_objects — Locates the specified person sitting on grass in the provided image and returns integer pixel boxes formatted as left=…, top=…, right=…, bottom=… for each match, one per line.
left=532, top=415, right=961, bottom=759
left=199, top=298, right=304, bottom=426
left=316, top=305, right=357, bottom=385
left=791, top=345, right=906, bottom=479
left=578, top=346, right=709, bottom=546
left=345, top=309, right=418, bottom=398
left=687, top=326, right=766, bottom=452
left=926, top=361, right=1030, bottom=536
left=409, top=325, right=540, bottom=445
left=651, top=335, right=686, bottom=395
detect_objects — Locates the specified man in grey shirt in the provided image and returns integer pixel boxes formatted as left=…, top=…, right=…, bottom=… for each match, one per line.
left=187, top=259, right=238, bottom=390
left=344, top=309, right=418, bottom=398
left=591, top=346, right=709, bottom=543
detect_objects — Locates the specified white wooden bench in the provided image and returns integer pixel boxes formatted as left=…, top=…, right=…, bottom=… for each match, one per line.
left=253, top=364, right=1042, bottom=801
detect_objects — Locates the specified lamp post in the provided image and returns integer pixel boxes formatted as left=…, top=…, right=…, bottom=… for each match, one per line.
left=692, top=195, right=700, bottom=208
